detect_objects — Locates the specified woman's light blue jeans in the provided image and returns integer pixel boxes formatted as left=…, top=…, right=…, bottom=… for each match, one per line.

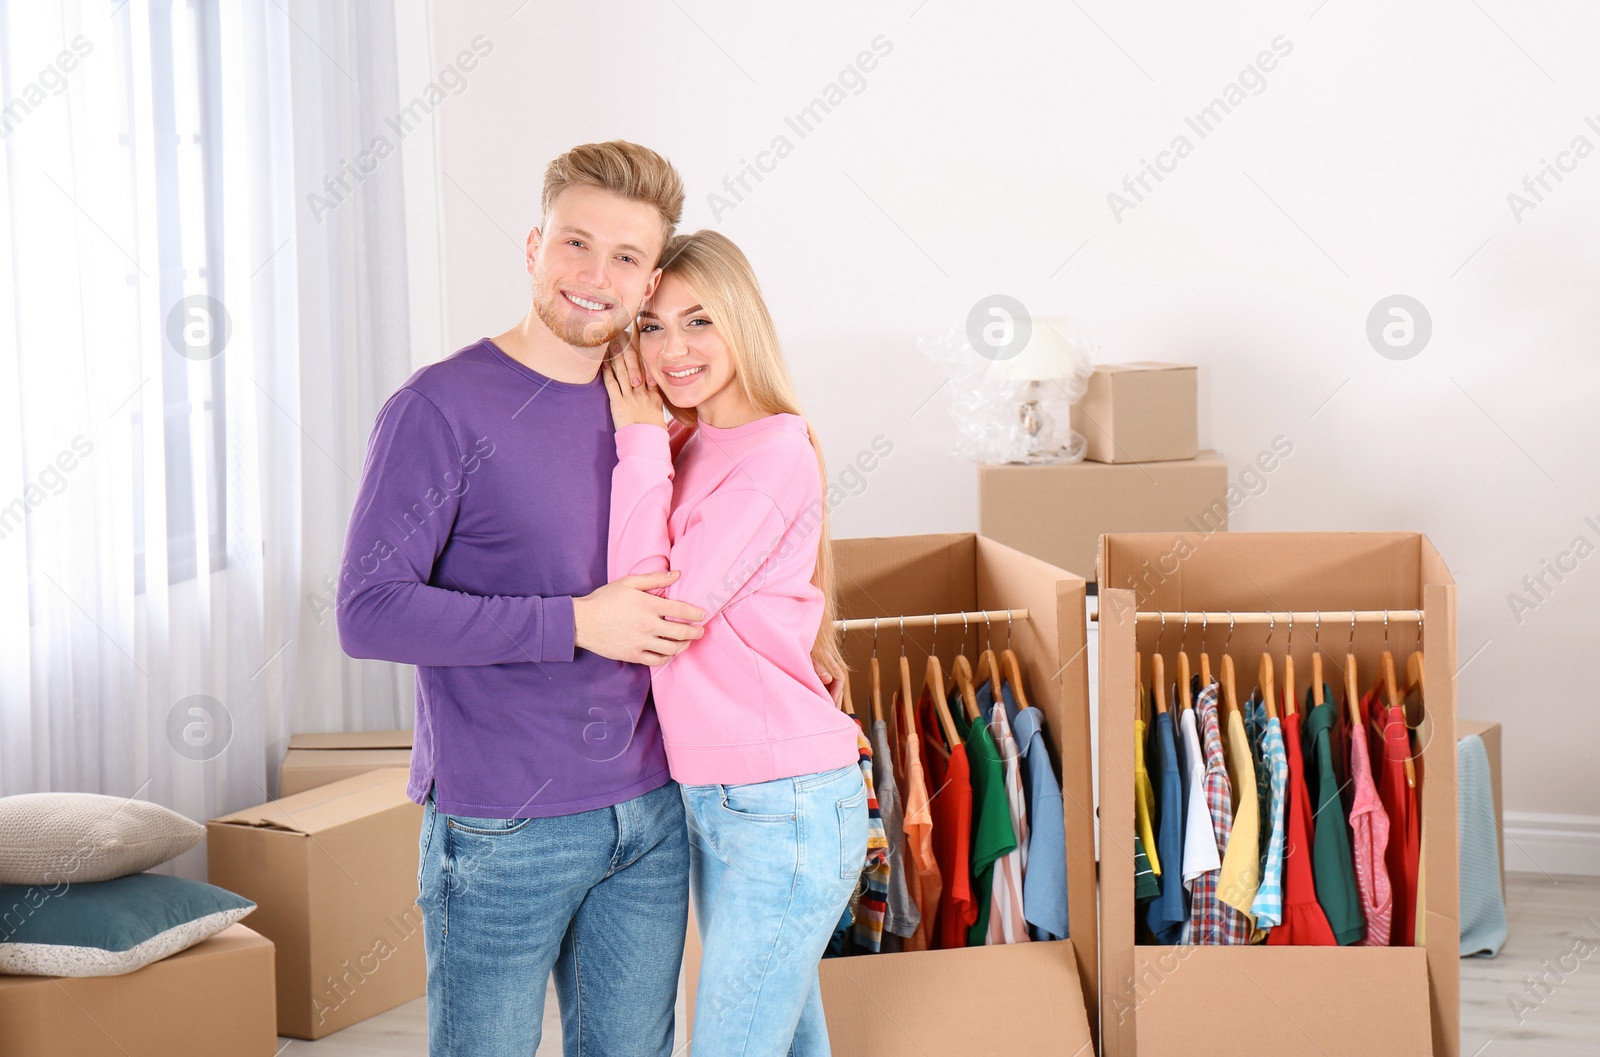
left=681, top=762, right=869, bottom=1057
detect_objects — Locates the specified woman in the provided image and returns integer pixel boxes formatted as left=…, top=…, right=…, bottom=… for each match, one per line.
left=602, top=229, right=867, bottom=1057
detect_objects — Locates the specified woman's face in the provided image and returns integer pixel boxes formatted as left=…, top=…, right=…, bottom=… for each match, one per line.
left=636, top=273, right=737, bottom=412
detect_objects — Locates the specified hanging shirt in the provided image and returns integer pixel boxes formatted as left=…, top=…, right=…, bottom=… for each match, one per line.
left=958, top=691, right=1019, bottom=946
left=850, top=727, right=891, bottom=953
left=1367, top=688, right=1420, bottom=945
left=1217, top=704, right=1262, bottom=936
left=1267, top=697, right=1337, bottom=947
left=871, top=716, right=920, bottom=941
left=1303, top=686, right=1364, bottom=945
left=1144, top=710, right=1188, bottom=945
left=1134, top=712, right=1161, bottom=877
left=991, top=680, right=1071, bottom=941
left=1244, top=692, right=1274, bottom=862
left=1250, top=715, right=1289, bottom=937
left=986, top=699, right=1032, bottom=945
left=1183, top=681, right=1250, bottom=944
left=896, top=693, right=941, bottom=953
left=1348, top=696, right=1394, bottom=948
left=1178, top=695, right=1221, bottom=892
left=918, top=689, right=976, bottom=950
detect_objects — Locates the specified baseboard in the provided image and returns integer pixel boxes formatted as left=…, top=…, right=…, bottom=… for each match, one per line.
left=1502, top=812, right=1600, bottom=878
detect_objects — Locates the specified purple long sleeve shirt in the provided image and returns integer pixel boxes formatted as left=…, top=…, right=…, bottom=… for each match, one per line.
left=336, top=338, right=670, bottom=817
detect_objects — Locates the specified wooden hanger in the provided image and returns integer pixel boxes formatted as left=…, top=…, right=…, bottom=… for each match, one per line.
left=898, top=653, right=916, bottom=745
left=999, top=611, right=1032, bottom=711
left=978, top=617, right=1005, bottom=702
left=1401, top=650, right=1426, bottom=702
left=1260, top=650, right=1280, bottom=718
left=1375, top=646, right=1417, bottom=789
left=1199, top=612, right=1213, bottom=687
left=925, top=653, right=961, bottom=749
left=1344, top=650, right=1361, bottom=731
left=1178, top=650, right=1193, bottom=712
left=869, top=656, right=885, bottom=727
left=841, top=670, right=855, bottom=716
left=1220, top=653, right=1240, bottom=716
left=952, top=654, right=982, bottom=722
left=1151, top=652, right=1167, bottom=715
left=1312, top=653, right=1325, bottom=708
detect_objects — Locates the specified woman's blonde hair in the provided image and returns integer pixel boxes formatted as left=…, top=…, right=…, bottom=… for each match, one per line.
left=649, top=230, right=847, bottom=684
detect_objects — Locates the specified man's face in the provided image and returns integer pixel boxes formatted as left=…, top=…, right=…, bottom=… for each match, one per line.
left=528, top=184, right=664, bottom=349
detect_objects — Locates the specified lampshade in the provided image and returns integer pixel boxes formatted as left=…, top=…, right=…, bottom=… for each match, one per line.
left=984, top=318, right=1088, bottom=382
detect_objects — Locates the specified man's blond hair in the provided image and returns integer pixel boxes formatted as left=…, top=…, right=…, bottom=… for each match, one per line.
left=541, top=141, right=685, bottom=263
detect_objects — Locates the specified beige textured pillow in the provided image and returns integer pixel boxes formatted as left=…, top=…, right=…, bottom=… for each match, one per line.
left=0, top=793, right=205, bottom=884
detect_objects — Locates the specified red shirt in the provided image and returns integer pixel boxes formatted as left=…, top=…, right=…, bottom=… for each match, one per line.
left=1267, top=691, right=1336, bottom=946
left=1366, top=689, right=1420, bottom=945
left=917, top=688, right=976, bottom=949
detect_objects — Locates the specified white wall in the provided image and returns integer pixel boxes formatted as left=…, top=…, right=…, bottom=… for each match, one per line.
left=426, top=2, right=1600, bottom=833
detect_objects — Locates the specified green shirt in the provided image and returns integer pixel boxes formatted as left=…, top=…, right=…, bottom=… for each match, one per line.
left=954, top=691, right=1017, bottom=946
left=1134, top=833, right=1159, bottom=901
left=1303, top=686, right=1366, bottom=945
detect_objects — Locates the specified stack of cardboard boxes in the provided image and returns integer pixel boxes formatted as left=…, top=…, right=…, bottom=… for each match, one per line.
left=980, top=362, right=1228, bottom=581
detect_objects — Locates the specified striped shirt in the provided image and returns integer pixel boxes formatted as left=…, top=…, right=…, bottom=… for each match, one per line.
left=986, top=703, right=1032, bottom=945
left=850, top=728, right=890, bottom=952
left=1182, top=681, right=1252, bottom=944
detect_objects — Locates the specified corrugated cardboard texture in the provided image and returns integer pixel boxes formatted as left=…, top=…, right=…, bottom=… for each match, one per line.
left=1456, top=720, right=1504, bottom=901
left=679, top=533, right=1097, bottom=1055
left=0, top=924, right=277, bottom=1057
left=1071, top=362, right=1198, bottom=463
left=1096, top=532, right=1459, bottom=1057
left=207, top=768, right=425, bottom=1039
left=980, top=453, right=1228, bottom=579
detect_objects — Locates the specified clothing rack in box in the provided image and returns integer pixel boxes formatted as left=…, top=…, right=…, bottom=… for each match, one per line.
left=833, top=607, right=1030, bottom=632
left=1097, top=531, right=1458, bottom=1057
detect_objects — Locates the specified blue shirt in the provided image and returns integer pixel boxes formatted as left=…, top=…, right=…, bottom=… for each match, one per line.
left=986, top=680, right=1070, bottom=941
left=1144, top=710, right=1187, bottom=944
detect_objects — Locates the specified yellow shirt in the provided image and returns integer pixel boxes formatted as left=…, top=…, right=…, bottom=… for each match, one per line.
left=1217, top=707, right=1260, bottom=929
left=1135, top=710, right=1160, bottom=877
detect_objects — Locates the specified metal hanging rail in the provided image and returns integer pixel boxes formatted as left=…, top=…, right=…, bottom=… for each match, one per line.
left=1091, top=608, right=1424, bottom=624
left=833, top=608, right=1029, bottom=633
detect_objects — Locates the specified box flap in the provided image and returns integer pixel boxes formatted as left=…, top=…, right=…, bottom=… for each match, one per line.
left=1101, top=360, right=1193, bottom=374
left=209, top=767, right=412, bottom=835
left=286, top=729, right=413, bottom=750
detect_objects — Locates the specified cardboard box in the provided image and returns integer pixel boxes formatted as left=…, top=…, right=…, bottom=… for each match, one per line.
left=207, top=768, right=425, bottom=1039
left=980, top=451, right=1229, bottom=579
left=682, top=533, right=1098, bottom=1055
left=1071, top=362, right=1198, bottom=463
left=1457, top=720, right=1505, bottom=901
left=0, top=924, right=277, bottom=1057
left=1097, top=532, right=1459, bottom=1057
left=279, top=729, right=413, bottom=797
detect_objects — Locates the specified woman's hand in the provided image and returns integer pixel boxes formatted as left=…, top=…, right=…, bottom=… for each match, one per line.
left=601, top=332, right=667, bottom=431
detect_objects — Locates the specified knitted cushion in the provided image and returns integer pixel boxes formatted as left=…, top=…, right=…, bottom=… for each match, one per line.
left=0, top=793, right=204, bottom=884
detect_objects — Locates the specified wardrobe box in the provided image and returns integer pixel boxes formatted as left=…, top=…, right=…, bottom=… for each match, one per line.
left=0, top=924, right=277, bottom=1057
left=1097, top=532, right=1458, bottom=1057
left=279, top=729, right=413, bottom=797
left=980, top=451, right=1229, bottom=579
left=206, top=768, right=425, bottom=1039
left=681, top=532, right=1099, bottom=1055
left=1457, top=720, right=1505, bottom=900
left=1071, top=362, right=1198, bottom=463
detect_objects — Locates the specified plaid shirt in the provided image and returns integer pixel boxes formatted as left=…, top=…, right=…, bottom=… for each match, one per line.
left=1250, top=717, right=1289, bottom=932
left=1182, top=681, right=1252, bottom=944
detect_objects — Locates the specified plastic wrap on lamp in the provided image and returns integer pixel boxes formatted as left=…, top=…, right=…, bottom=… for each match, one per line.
left=917, top=319, right=1094, bottom=464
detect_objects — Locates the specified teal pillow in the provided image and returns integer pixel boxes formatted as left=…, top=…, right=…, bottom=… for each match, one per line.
left=0, top=872, right=255, bottom=976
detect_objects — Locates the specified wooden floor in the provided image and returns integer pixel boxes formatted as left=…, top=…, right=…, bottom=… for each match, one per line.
left=277, top=871, right=1598, bottom=1056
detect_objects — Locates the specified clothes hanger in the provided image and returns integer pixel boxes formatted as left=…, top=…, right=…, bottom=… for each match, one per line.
left=898, top=616, right=917, bottom=746
left=978, top=615, right=1005, bottom=702
left=1366, top=611, right=1416, bottom=789
left=1199, top=610, right=1213, bottom=687
left=869, top=617, right=885, bottom=728
left=1283, top=612, right=1297, bottom=718
left=1344, top=614, right=1362, bottom=731
left=1000, top=609, right=1033, bottom=712
left=1220, top=611, right=1240, bottom=716
left=1261, top=612, right=1281, bottom=718
left=1311, top=611, right=1325, bottom=709
left=951, top=611, right=982, bottom=722
left=1150, top=611, right=1168, bottom=715
left=1177, top=612, right=1193, bottom=712
left=841, top=669, right=855, bottom=716
left=1400, top=617, right=1426, bottom=711
left=925, top=613, right=961, bottom=750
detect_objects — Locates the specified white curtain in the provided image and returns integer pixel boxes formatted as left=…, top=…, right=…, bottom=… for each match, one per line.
left=0, top=0, right=417, bottom=878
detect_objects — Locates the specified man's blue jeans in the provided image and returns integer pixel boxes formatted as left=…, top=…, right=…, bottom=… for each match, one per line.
left=681, top=762, right=869, bottom=1057
left=416, top=780, right=689, bottom=1056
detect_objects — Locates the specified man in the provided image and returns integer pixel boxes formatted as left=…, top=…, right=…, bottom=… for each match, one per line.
left=337, top=141, right=704, bottom=1057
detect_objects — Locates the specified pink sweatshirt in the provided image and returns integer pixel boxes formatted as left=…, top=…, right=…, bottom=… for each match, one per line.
left=608, top=413, right=860, bottom=786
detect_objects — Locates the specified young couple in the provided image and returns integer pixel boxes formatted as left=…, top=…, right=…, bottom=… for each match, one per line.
left=337, top=140, right=867, bottom=1057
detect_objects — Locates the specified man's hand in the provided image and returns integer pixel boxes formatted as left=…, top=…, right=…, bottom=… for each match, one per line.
left=573, top=570, right=705, bottom=665
left=600, top=333, right=666, bottom=431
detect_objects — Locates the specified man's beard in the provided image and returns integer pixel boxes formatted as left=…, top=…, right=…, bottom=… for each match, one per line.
left=532, top=283, right=630, bottom=349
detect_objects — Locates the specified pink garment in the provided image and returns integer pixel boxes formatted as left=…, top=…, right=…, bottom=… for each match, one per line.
left=608, top=415, right=860, bottom=785
left=1349, top=719, right=1394, bottom=947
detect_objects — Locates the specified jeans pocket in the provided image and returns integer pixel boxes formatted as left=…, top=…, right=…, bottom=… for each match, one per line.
left=836, top=782, right=869, bottom=880
left=446, top=813, right=535, bottom=836
left=718, top=779, right=798, bottom=823
left=417, top=796, right=438, bottom=900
